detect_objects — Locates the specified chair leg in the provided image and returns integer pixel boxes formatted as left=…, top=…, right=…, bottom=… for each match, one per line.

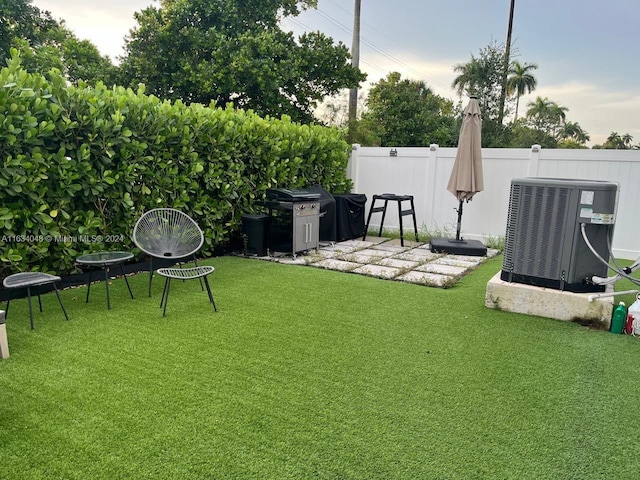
left=37, top=287, right=43, bottom=313
left=120, top=264, right=134, bottom=300
left=160, top=276, right=169, bottom=309
left=193, top=256, right=204, bottom=291
left=162, top=278, right=171, bottom=317
left=85, top=269, right=93, bottom=303
left=148, top=258, right=154, bottom=297
left=27, top=286, right=34, bottom=331
left=53, top=284, right=69, bottom=321
left=4, top=300, right=9, bottom=320
left=203, top=276, right=217, bottom=312
left=104, top=267, right=111, bottom=310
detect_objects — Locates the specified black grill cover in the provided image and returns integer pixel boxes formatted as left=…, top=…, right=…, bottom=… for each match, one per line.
left=308, top=184, right=336, bottom=243
left=334, top=193, right=367, bottom=241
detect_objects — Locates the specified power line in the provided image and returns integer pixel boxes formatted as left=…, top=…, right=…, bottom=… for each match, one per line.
left=285, top=17, right=393, bottom=76
left=324, top=0, right=456, bottom=94
left=286, top=9, right=416, bottom=79
left=305, top=4, right=458, bottom=96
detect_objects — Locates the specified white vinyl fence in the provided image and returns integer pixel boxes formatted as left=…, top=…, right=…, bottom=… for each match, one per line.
left=347, top=144, right=640, bottom=260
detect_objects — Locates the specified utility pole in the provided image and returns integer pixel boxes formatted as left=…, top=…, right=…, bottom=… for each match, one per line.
left=498, top=0, right=516, bottom=126
left=347, top=0, right=361, bottom=144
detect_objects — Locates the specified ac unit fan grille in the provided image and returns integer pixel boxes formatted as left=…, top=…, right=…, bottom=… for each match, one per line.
left=504, top=185, right=570, bottom=279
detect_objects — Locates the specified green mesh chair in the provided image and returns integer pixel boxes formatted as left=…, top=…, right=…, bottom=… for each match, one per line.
left=133, top=208, right=217, bottom=316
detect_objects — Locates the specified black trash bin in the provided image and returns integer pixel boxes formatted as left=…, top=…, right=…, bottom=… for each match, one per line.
left=334, top=193, right=367, bottom=241
left=241, top=214, right=269, bottom=256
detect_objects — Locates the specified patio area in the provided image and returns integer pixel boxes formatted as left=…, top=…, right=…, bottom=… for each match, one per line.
left=242, top=236, right=500, bottom=287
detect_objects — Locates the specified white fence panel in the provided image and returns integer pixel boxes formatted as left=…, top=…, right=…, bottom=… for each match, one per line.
left=348, top=145, right=640, bottom=260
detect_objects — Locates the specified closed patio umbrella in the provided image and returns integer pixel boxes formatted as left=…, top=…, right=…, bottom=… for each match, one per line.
left=430, top=96, right=487, bottom=256
left=447, top=96, right=484, bottom=240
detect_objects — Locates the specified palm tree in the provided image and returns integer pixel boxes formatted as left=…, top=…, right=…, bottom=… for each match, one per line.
left=451, top=58, right=483, bottom=97
left=507, top=61, right=538, bottom=121
left=526, top=97, right=569, bottom=139
left=560, top=121, right=590, bottom=145
left=605, top=132, right=623, bottom=149
left=604, top=132, right=634, bottom=149
left=548, top=103, right=568, bottom=138
left=526, top=96, right=554, bottom=130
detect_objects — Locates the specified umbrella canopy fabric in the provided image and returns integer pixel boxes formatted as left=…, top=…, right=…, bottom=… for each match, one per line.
left=447, top=97, right=484, bottom=202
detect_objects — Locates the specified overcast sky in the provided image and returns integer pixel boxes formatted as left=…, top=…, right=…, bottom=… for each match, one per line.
left=32, top=0, right=640, bottom=146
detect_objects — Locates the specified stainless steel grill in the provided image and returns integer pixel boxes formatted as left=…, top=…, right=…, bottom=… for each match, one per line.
left=263, top=188, right=321, bottom=258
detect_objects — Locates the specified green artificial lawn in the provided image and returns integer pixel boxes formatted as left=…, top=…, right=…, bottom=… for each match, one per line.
left=1, top=255, right=640, bottom=479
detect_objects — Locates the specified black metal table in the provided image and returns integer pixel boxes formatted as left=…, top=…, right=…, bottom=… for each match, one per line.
left=76, top=251, right=134, bottom=310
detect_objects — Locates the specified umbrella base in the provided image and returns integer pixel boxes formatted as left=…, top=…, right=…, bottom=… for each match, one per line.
left=430, top=238, right=487, bottom=256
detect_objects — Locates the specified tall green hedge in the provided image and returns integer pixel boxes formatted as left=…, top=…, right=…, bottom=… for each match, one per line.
left=0, top=52, right=353, bottom=276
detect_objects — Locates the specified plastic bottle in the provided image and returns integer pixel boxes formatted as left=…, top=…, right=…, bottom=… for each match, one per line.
left=626, top=293, right=640, bottom=334
left=610, top=301, right=627, bottom=334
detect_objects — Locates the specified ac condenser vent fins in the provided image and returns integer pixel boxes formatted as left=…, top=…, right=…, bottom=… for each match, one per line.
left=501, top=178, right=617, bottom=293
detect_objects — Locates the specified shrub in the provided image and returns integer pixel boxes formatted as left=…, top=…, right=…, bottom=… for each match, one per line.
left=0, top=51, right=352, bottom=276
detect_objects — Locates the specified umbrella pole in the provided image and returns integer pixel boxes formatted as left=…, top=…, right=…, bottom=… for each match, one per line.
left=456, top=200, right=463, bottom=241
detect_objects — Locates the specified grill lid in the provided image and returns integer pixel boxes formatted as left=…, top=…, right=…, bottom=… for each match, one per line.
left=266, top=188, right=321, bottom=202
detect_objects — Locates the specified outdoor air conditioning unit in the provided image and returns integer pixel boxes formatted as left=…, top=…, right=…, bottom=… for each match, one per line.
left=500, top=177, right=618, bottom=293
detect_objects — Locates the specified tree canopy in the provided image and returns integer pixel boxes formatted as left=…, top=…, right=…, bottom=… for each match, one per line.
left=117, top=0, right=365, bottom=123
left=1, top=0, right=117, bottom=85
left=451, top=41, right=512, bottom=124
left=357, top=72, right=458, bottom=147
left=451, top=41, right=516, bottom=146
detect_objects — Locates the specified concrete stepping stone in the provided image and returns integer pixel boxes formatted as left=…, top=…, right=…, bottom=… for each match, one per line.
left=383, top=238, right=421, bottom=247
left=445, top=254, right=486, bottom=263
left=312, top=258, right=361, bottom=272
left=353, top=264, right=402, bottom=280
left=396, top=270, right=454, bottom=287
left=393, top=249, right=441, bottom=262
left=370, top=243, right=408, bottom=254
left=376, top=258, right=421, bottom=269
left=308, top=248, right=341, bottom=261
left=361, top=236, right=391, bottom=244
left=438, top=257, right=481, bottom=268
left=337, top=239, right=381, bottom=249
left=339, top=250, right=392, bottom=264
left=415, top=263, right=467, bottom=276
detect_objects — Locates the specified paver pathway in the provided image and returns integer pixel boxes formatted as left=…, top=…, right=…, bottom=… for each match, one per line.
left=245, top=236, right=500, bottom=288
